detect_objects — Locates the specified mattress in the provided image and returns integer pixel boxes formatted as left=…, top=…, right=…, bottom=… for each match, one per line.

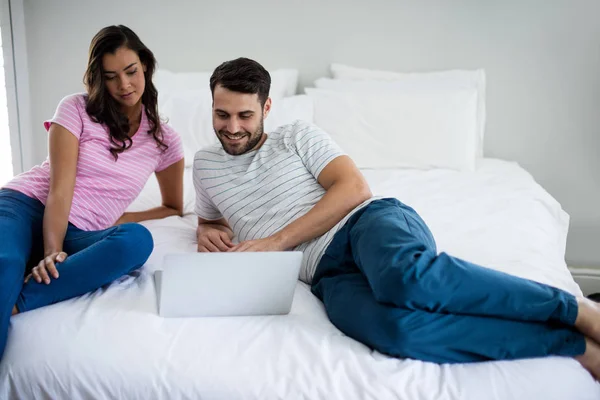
left=1, top=159, right=598, bottom=399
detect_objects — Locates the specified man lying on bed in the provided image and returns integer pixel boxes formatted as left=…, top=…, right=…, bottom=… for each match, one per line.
left=192, top=57, right=600, bottom=379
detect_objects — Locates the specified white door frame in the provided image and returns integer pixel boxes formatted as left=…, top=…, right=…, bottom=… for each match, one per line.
left=0, top=0, right=33, bottom=175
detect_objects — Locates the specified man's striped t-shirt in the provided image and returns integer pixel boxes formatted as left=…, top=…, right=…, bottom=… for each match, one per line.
left=193, top=120, right=373, bottom=283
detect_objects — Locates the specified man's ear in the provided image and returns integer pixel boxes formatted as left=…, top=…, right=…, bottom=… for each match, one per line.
left=262, top=97, right=272, bottom=120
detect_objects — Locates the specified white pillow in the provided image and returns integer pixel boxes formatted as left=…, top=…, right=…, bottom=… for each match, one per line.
left=154, top=68, right=300, bottom=166
left=154, top=68, right=298, bottom=99
left=305, top=87, right=478, bottom=171
left=329, top=64, right=486, bottom=158
left=158, top=90, right=313, bottom=166
left=158, top=89, right=216, bottom=166
left=265, top=95, right=314, bottom=132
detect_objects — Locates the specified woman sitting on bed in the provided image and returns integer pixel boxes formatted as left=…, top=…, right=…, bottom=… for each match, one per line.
left=0, top=25, right=184, bottom=359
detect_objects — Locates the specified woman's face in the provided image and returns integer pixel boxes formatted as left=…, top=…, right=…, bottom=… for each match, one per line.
left=102, top=46, right=146, bottom=110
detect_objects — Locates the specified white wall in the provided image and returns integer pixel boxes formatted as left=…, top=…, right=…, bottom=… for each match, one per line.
left=18, top=0, right=600, bottom=267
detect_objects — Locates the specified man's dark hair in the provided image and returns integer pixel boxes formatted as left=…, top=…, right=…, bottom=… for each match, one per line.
left=210, top=57, right=271, bottom=106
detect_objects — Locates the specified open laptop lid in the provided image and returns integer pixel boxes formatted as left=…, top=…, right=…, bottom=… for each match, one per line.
left=156, top=251, right=302, bottom=317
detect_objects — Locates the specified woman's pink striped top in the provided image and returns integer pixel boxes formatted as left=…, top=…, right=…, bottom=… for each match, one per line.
left=3, top=93, right=184, bottom=231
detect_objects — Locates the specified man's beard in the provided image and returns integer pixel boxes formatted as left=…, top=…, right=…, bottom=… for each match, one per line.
left=217, top=120, right=264, bottom=156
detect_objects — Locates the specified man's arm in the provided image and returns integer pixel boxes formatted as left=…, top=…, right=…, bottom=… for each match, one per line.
left=230, top=155, right=372, bottom=252
left=193, top=154, right=234, bottom=252
left=197, top=217, right=234, bottom=252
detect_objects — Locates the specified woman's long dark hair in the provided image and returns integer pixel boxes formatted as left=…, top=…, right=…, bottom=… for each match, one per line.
left=84, top=25, right=167, bottom=160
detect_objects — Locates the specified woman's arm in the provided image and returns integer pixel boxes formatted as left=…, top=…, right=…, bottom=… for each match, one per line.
left=44, top=124, right=79, bottom=255
left=32, top=123, right=79, bottom=284
left=116, top=158, right=185, bottom=224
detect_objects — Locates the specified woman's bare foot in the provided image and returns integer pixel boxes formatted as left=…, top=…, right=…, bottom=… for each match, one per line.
left=576, top=337, right=600, bottom=380
left=575, top=297, right=600, bottom=343
left=11, top=305, right=18, bottom=316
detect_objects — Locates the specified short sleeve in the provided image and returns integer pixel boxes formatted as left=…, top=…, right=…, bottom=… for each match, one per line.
left=44, top=93, right=85, bottom=139
left=156, top=124, right=185, bottom=172
left=192, top=166, right=223, bottom=221
left=287, top=120, right=346, bottom=179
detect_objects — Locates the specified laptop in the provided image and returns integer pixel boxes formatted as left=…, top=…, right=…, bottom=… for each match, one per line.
left=154, top=251, right=303, bottom=318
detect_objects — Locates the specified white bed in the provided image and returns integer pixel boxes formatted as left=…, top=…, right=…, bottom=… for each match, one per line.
left=1, top=159, right=598, bottom=400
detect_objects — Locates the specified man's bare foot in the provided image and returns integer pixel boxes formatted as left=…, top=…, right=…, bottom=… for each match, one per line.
left=576, top=337, right=600, bottom=380
left=575, top=297, right=600, bottom=343
left=11, top=305, right=18, bottom=316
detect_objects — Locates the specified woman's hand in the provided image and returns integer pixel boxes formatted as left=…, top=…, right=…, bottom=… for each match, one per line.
left=30, top=251, right=68, bottom=284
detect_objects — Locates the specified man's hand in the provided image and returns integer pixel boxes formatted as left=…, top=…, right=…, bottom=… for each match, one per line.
left=197, top=227, right=235, bottom=252
left=228, top=236, right=286, bottom=252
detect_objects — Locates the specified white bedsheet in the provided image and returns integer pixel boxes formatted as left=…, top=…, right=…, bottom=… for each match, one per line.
left=1, top=159, right=598, bottom=399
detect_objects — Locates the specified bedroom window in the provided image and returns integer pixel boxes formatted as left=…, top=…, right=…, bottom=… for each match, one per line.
left=0, top=27, right=12, bottom=186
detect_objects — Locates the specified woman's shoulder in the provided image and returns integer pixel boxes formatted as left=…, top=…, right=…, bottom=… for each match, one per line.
left=57, top=92, right=88, bottom=109
left=44, top=92, right=92, bottom=133
left=53, top=92, right=91, bottom=120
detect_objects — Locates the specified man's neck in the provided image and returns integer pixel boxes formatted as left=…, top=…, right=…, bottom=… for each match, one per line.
left=251, top=133, right=268, bottom=151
